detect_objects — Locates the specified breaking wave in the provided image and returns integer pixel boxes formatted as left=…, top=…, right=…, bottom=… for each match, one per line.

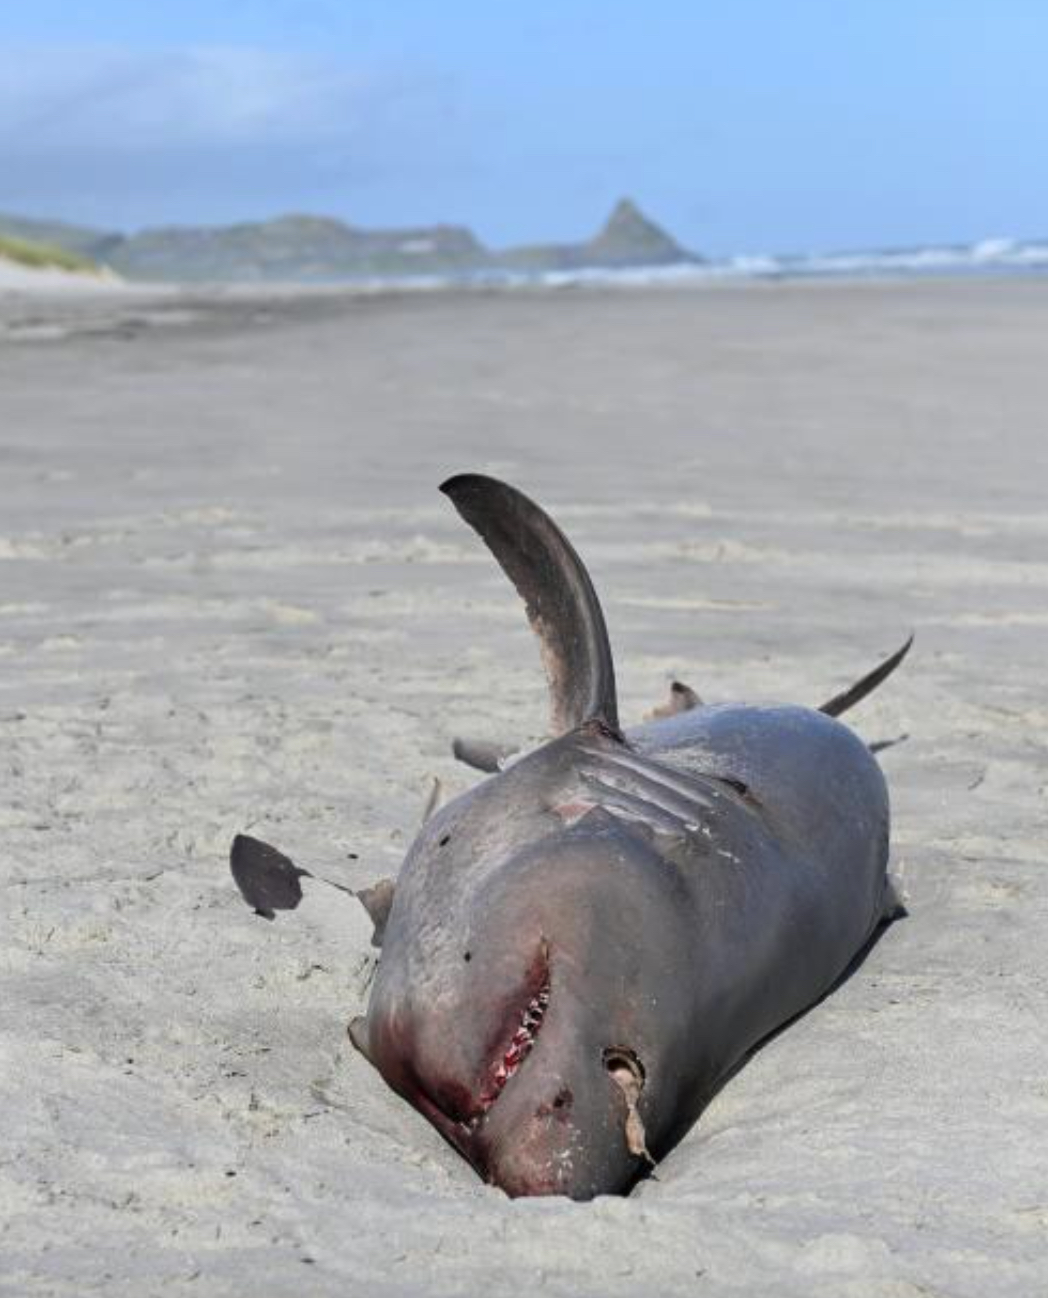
left=297, top=237, right=1048, bottom=294
left=515, top=236, right=1048, bottom=288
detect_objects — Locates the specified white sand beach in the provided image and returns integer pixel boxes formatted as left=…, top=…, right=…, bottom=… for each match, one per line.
left=1, top=277, right=1046, bottom=1295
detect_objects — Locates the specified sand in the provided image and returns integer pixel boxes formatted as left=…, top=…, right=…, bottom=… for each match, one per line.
left=1, top=276, right=1046, bottom=1295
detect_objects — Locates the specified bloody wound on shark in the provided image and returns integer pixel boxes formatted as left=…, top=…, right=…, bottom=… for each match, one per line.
left=231, top=474, right=911, bottom=1199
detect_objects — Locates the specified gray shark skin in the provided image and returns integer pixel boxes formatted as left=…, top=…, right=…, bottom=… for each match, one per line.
left=232, top=474, right=909, bottom=1200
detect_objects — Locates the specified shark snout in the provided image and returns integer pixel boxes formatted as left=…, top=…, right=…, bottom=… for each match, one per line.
left=466, top=968, right=654, bottom=1198
left=476, top=1038, right=653, bottom=1199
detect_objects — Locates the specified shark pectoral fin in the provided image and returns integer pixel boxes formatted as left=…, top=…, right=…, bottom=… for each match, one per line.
left=647, top=679, right=703, bottom=720
left=440, top=473, right=619, bottom=736
left=230, top=833, right=310, bottom=920
left=818, top=634, right=914, bottom=718
left=356, top=878, right=396, bottom=947
left=348, top=1015, right=374, bottom=1063
left=451, top=736, right=519, bottom=773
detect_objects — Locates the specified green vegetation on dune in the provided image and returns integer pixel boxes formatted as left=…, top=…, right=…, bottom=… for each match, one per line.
left=0, top=232, right=102, bottom=275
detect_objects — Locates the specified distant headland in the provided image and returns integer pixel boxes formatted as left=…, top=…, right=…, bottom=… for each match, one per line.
left=0, top=198, right=701, bottom=284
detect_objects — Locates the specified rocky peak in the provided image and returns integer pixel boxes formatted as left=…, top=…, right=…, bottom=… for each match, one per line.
left=586, top=198, right=688, bottom=265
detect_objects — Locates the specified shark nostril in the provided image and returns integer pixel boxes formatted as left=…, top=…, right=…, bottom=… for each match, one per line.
left=537, top=1085, right=574, bottom=1120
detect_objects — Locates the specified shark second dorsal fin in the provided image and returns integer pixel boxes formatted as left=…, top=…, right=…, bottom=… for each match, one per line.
left=441, top=474, right=618, bottom=736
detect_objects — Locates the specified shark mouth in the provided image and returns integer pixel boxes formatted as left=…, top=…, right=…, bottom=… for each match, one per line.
left=475, top=949, right=551, bottom=1119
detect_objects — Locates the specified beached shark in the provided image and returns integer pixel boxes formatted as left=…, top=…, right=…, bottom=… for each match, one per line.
left=231, top=474, right=910, bottom=1199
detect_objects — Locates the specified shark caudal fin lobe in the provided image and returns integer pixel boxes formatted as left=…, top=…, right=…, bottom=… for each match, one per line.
left=440, top=474, right=618, bottom=735
left=818, top=634, right=914, bottom=719
left=230, top=833, right=394, bottom=945
left=230, top=833, right=310, bottom=920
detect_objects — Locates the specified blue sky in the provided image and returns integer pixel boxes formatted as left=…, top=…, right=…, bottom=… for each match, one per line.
left=1, top=1, right=1044, bottom=255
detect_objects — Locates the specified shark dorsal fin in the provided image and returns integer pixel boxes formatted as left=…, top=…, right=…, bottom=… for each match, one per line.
left=441, top=474, right=618, bottom=736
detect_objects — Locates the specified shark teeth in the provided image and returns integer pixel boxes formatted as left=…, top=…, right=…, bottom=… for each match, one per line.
left=477, top=982, right=550, bottom=1115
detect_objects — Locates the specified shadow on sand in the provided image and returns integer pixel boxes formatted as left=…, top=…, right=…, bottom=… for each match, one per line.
left=630, top=906, right=907, bottom=1196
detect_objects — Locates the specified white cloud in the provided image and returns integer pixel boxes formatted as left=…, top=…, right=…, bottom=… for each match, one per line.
left=0, top=45, right=432, bottom=153
left=0, top=44, right=468, bottom=227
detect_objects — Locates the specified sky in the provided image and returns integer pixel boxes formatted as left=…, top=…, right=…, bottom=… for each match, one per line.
left=1, top=1, right=1044, bottom=256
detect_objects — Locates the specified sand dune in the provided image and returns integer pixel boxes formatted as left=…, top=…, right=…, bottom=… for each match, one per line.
left=1, top=278, right=1046, bottom=1295
left=0, top=258, right=124, bottom=295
